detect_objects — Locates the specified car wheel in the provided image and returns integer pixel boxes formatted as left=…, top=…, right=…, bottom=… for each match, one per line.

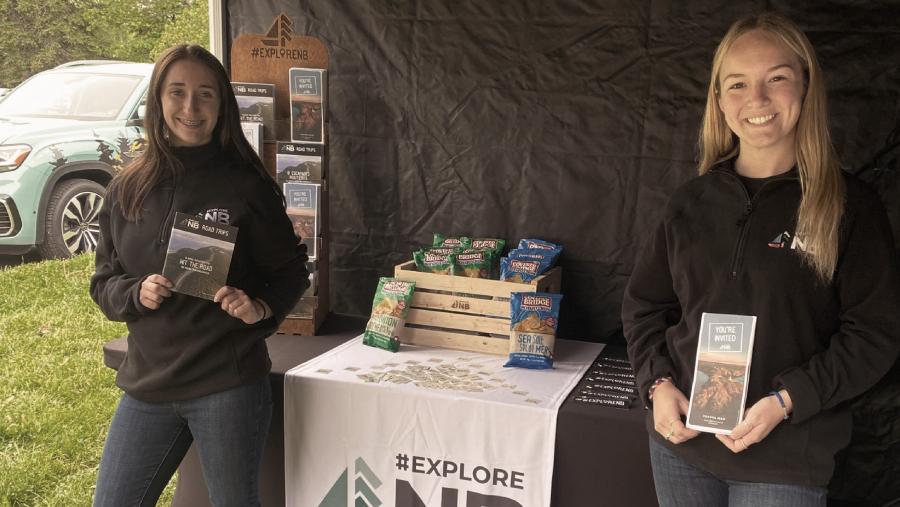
left=38, top=179, right=106, bottom=259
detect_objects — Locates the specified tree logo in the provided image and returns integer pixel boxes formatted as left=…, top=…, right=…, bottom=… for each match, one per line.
left=261, top=13, right=293, bottom=47
left=319, top=457, right=382, bottom=507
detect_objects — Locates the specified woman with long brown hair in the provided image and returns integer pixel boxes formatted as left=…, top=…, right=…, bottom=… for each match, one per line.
left=623, top=13, right=899, bottom=506
left=90, top=44, right=308, bottom=506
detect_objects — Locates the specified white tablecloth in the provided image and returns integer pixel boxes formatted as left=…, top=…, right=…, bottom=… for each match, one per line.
left=284, top=336, right=603, bottom=506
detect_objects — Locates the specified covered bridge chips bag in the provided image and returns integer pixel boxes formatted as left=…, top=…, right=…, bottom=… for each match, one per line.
left=517, top=238, right=563, bottom=264
left=505, top=292, right=563, bottom=369
left=433, top=233, right=470, bottom=249
left=363, top=278, right=416, bottom=352
left=500, top=257, right=552, bottom=283
left=455, top=248, right=496, bottom=278
left=467, top=238, right=506, bottom=257
left=413, top=249, right=457, bottom=275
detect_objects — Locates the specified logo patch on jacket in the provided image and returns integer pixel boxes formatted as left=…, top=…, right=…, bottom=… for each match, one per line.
left=768, top=230, right=809, bottom=252
left=768, top=231, right=791, bottom=248
left=201, top=208, right=232, bottom=225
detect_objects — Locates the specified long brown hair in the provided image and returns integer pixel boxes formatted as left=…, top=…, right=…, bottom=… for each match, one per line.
left=109, top=44, right=273, bottom=221
left=698, top=13, right=844, bottom=282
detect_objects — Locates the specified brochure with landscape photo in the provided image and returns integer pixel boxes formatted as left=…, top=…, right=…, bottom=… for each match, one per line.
left=289, top=68, right=326, bottom=144
left=162, top=212, right=238, bottom=301
left=276, top=141, right=323, bottom=184
left=284, top=181, right=321, bottom=258
left=686, top=312, right=757, bottom=434
left=232, top=82, right=275, bottom=140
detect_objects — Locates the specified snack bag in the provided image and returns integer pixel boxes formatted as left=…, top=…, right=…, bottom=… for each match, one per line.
left=516, top=239, right=563, bottom=264
left=455, top=248, right=496, bottom=278
left=424, top=246, right=461, bottom=256
left=433, top=233, right=470, bottom=250
left=500, top=256, right=552, bottom=283
left=363, top=278, right=416, bottom=352
left=505, top=292, right=563, bottom=369
left=507, top=248, right=555, bottom=265
left=414, top=249, right=457, bottom=275
left=465, top=238, right=506, bottom=257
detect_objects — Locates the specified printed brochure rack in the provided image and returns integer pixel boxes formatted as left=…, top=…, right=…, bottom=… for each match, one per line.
left=229, top=24, right=331, bottom=335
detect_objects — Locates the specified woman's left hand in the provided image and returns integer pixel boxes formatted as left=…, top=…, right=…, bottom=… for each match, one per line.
left=716, top=389, right=792, bottom=453
left=214, top=286, right=263, bottom=324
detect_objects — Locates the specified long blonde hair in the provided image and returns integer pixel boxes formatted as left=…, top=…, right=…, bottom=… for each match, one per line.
left=698, top=13, right=844, bottom=282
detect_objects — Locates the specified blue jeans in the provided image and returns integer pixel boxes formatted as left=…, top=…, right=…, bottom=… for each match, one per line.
left=93, top=377, right=272, bottom=507
left=649, top=437, right=826, bottom=507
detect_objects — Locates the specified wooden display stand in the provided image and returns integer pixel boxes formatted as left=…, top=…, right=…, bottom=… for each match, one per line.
left=230, top=13, right=329, bottom=335
left=393, top=262, right=562, bottom=355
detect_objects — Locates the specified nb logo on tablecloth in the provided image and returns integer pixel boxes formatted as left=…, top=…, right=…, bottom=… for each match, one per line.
left=319, top=457, right=382, bottom=507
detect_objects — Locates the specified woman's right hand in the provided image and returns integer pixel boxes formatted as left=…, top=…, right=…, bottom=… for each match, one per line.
left=652, top=381, right=701, bottom=445
left=139, top=274, right=173, bottom=310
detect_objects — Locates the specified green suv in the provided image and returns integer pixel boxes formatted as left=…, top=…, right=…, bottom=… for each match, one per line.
left=0, top=61, right=151, bottom=258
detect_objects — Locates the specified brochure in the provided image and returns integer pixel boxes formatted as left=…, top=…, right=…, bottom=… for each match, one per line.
left=162, top=212, right=238, bottom=301
left=232, top=82, right=275, bottom=140
left=276, top=141, right=323, bottom=184
left=289, top=68, right=326, bottom=144
left=686, top=312, right=757, bottom=434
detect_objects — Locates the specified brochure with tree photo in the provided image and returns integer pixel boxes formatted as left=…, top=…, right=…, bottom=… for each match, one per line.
left=686, top=312, right=757, bottom=434
left=162, top=212, right=238, bottom=301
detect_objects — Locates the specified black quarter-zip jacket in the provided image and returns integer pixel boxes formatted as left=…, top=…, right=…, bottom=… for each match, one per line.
left=622, top=160, right=900, bottom=486
left=91, top=143, right=309, bottom=402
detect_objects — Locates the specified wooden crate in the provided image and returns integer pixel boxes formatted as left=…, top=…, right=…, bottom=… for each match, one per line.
left=393, top=261, right=561, bottom=355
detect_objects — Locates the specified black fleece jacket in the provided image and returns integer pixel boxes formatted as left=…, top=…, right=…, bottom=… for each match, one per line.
left=622, top=161, right=900, bottom=486
left=91, top=143, right=309, bottom=402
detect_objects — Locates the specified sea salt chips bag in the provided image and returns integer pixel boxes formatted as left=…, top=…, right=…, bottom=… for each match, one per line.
left=505, top=292, right=563, bottom=369
left=363, top=278, right=416, bottom=352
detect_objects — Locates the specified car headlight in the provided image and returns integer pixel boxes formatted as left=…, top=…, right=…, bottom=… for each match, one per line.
left=0, top=145, right=31, bottom=172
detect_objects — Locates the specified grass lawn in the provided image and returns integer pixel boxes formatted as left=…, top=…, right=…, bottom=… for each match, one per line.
left=0, top=254, right=174, bottom=506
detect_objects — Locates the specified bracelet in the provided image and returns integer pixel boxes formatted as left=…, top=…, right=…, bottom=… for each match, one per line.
left=769, top=390, right=790, bottom=420
left=648, top=376, right=672, bottom=400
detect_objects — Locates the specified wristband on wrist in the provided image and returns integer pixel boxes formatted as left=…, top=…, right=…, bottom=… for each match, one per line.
left=769, top=390, right=790, bottom=420
left=648, top=376, right=672, bottom=400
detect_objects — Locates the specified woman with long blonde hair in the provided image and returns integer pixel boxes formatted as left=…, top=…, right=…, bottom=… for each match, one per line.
left=623, top=12, right=899, bottom=506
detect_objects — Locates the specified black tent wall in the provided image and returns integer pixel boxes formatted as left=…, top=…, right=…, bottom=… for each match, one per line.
left=226, top=0, right=900, bottom=343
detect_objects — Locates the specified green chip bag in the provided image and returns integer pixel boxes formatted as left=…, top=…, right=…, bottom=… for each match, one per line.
left=467, top=238, right=506, bottom=257
left=363, top=278, right=416, bottom=352
left=432, top=233, right=470, bottom=249
left=414, top=249, right=457, bottom=275
left=424, top=246, right=462, bottom=256
left=455, top=248, right=496, bottom=278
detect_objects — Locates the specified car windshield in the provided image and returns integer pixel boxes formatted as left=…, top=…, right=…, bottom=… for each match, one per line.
left=0, top=71, right=142, bottom=120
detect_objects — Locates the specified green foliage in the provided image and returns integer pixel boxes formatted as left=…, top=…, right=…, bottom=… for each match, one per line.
left=0, top=0, right=209, bottom=88
left=0, top=254, right=174, bottom=505
left=152, top=0, right=209, bottom=61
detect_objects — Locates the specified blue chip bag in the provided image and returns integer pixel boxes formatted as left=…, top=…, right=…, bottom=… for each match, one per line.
left=504, top=292, right=563, bottom=369
left=508, top=248, right=555, bottom=265
left=516, top=239, right=563, bottom=264
left=500, top=256, right=552, bottom=283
